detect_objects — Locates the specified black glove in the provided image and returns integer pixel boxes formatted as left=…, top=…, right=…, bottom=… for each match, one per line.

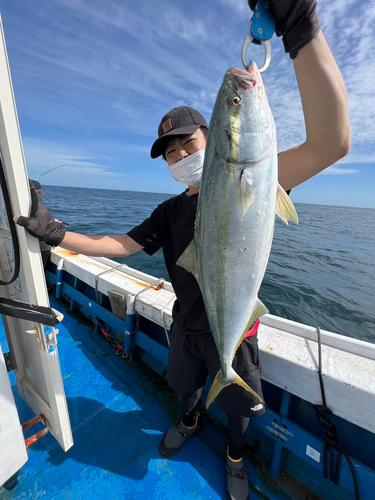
left=16, top=186, right=65, bottom=247
left=248, top=0, right=321, bottom=59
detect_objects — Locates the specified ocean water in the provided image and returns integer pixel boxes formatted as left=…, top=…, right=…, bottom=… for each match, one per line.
left=42, top=185, right=375, bottom=344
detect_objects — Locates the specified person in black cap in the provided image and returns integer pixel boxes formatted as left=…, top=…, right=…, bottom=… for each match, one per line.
left=15, top=2, right=351, bottom=498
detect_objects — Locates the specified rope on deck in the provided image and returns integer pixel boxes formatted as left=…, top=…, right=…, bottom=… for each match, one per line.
left=313, top=326, right=360, bottom=500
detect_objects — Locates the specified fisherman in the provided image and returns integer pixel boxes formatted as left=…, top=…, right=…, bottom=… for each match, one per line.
left=15, top=1, right=350, bottom=498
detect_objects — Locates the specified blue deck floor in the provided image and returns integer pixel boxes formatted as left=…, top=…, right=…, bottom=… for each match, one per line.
left=0, top=297, right=282, bottom=500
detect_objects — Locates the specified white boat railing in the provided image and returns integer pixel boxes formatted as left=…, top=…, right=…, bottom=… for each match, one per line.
left=50, top=248, right=375, bottom=435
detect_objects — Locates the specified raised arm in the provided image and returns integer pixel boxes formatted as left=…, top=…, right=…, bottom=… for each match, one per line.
left=278, top=31, right=351, bottom=191
left=248, top=0, right=351, bottom=191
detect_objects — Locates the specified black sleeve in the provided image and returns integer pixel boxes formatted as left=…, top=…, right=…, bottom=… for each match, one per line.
left=127, top=207, right=162, bottom=256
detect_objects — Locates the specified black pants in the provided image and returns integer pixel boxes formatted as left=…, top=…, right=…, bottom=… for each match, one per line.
left=167, top=323, right=266, bottom=417
left=181, top=390, right=250, bottom=459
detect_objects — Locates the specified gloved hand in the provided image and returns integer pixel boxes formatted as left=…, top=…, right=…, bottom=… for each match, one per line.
left=15, top=187, right=65, bottom=247
left=248, top=0, right=321, bottom=59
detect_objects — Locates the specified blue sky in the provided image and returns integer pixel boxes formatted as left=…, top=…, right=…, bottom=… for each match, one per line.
left=0, top=0, right=374, bottom=208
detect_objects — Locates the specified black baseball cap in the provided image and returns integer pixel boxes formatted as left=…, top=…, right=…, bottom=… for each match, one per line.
left=150, top=106, right=208, bottom=159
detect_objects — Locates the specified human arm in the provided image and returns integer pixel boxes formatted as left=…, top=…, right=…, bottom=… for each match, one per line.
left=248, top=0, right=351, bottom=190
left=60, top=232, right=143, bottom=258
left=14, top=191, right=144, bottom=258
left=278, top=31, right=351, bottom=191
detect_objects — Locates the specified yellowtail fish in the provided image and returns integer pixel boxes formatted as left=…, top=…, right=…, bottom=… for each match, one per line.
left=178, top=62, right=298, bottom=408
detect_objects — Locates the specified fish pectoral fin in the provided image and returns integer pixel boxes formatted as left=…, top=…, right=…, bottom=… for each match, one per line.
left=276, top=184, right=299, bottom=225
left=176, top=238, right=199, bottom=284
left=240, top=169, right=255, bottom=216
left=206, top=368, right=263, bottom=409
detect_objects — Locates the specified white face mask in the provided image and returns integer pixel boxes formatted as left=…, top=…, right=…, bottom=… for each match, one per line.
left=167, top=148, right=205, bottom=187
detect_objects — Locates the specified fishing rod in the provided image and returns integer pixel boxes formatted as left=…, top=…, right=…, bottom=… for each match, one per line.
left=34, top=163, right=79, bottom=226
left=35, top=163, right=80, bottom=180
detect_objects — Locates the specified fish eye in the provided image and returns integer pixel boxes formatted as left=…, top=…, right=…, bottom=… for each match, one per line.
left=229, top=94, right=241, bottom=108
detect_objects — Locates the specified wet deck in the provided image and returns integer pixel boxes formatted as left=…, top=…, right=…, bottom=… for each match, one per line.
left=0, top=297, right=282, bottom=500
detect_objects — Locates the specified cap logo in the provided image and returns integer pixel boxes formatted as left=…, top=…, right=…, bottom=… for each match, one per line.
left=162, top=118, right=172, bottom=134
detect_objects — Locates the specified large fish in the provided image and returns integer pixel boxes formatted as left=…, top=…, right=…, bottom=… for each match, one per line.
left=178, top=61, right=298, bottom=408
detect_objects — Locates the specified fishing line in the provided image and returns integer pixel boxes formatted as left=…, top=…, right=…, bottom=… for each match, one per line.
left=35, top=163, right=82, bottom=180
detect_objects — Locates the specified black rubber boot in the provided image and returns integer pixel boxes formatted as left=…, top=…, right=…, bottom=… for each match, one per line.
left=159, top=413, right=203, bottom=457
left=226, top=450, right=250, bottom=500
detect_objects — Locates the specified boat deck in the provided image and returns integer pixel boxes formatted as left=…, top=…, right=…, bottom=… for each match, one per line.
left=0, top=296, right=292, bottom=500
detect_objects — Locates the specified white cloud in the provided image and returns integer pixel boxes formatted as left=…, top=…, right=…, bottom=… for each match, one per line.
left=321, top=0, right=375, bottom=153
left=163, top=9, right=210, bottom=42
left=1, top=0, right=373, bottom=201
left=319, top=166, right=359, bottom=175
left=217, top=0, right=250, bottom=16
left=120, top=144, right=150, bottom=155
left=22, top=137, right=119, bottom=178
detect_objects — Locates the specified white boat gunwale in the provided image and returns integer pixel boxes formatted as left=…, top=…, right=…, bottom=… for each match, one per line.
left=50, top=248, right=375, bottom=435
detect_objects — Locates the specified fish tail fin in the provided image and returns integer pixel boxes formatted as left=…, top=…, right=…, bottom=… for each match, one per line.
left=206, top=368, right=263, bottom=409
left=206, top=369, right=231, bottom=409
left=233, top=371, right=263, bottom=402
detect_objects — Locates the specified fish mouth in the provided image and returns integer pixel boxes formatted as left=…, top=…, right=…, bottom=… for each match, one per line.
left=228, top=63, right=261, bottom=91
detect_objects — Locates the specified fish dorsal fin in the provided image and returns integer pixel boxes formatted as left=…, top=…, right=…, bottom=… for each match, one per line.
left=240, top=169, right=255, bottom=216
left=231, top=298, right=269, bottom=362
left=176, top=238, right=199, bottom=284
left=276, top=184, right=299, bottom=225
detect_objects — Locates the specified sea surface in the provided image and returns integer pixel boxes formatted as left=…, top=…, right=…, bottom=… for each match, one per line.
left=42, top=185, right=375, bottom=344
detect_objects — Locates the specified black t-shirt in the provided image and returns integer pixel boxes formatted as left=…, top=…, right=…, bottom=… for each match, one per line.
left=127, top=190, right=210, bottom=334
